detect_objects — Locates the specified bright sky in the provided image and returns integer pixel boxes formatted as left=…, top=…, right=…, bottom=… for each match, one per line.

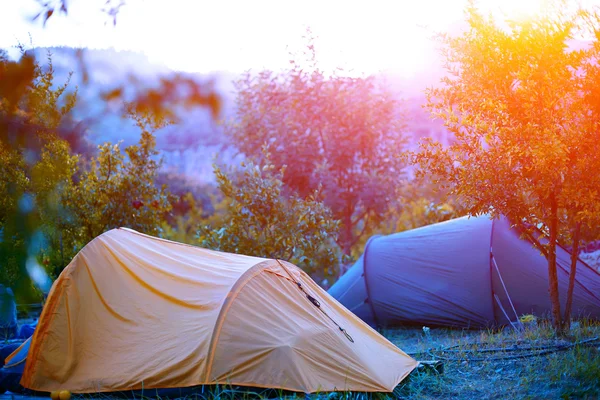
left=0, top=0, right=595, bottom=77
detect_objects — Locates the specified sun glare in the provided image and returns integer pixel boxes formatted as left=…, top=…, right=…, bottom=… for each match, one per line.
left=1, top=0, right=566, bottom=78
left=110, top=0, right=465, bottom=78
left=481, top=0, right=549, bottom=20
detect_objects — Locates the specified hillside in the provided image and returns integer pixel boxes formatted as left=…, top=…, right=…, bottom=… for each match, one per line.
left=8, top=46, right=452, bottom=183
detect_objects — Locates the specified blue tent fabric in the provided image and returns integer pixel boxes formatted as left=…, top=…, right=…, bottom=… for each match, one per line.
left=0, top=285, right=17, bottom=340
left=17, top=320, right=37, bottom=339
left=329, top=215, right=600, bottom=329
left=0, top=318, right=38, bottom=393
left=0, top=320, right=37, bottom=392
left=0, top=340, right=27, bottom=394
left=2, top=339, right=28, bottom=373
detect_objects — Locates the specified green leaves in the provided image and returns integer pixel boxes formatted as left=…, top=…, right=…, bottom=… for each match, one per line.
left=0, top=49, right=81, bottom=301
left=66, top=116, right=174, bottom=244
left=199, top=148, right=342, bottom=284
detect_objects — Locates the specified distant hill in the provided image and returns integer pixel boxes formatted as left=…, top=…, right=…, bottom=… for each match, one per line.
left=8, top=46, right=452, bottom=183
left=16, top=46, right=243, bottom=182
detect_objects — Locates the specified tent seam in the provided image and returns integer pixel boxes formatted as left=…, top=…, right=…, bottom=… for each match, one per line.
left=489, top=218, right=498, bottom=326
left=4, top=336, right=29, bottom=366
left=203, top=260, right=276, bottom=383
left=20, top=272, right=72, bottom=388
left=117, top=228, right=267, bottom=264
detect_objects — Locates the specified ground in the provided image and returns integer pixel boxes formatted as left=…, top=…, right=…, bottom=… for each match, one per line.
left=2, top=321, right=598, bottom=400
left=387, top=320, right=600, bottom=400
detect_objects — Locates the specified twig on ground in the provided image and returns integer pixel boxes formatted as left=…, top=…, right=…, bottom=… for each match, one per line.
left=409, top=336, right=599, bottom=362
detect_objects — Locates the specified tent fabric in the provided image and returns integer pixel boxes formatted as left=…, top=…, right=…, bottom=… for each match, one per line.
left=0, top=285, right=17, bottom=340
left=17, top=321, right=37, bottom=340
left=3, top=337, right=29, bottom=374
left=16, top=228, right=417, bottom=394
left=1, top=338, right=32, bottom=394
left=329, top=215, right=600, bottom=329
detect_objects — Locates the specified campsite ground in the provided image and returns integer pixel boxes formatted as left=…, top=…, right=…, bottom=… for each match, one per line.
left=387, top=320, right=600, bottom=400
left=2, top=321, right=598, bottom=400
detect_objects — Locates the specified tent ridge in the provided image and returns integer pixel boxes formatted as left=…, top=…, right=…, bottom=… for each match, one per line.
left=115, top=227, right=263, bottom=261
left=362, top=235, right=381, bottom=327
left=203, top=259, right=276, bottom=383
left=117, top=227, right=204, bottom=250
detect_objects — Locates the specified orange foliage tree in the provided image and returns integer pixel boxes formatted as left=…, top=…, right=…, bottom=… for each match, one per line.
left=413, top=2, right=600, bottom=333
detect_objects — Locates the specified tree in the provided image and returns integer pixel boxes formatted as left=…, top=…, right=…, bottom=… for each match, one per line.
left=412, top=1, right=600, bottom=333
left=560, top=16, right=600, bottom=327
left=160, top=190, right=231, bottom=245
left=199, top=147, right=342, bottom=284
left=227, top=30, right=407, bottom=266
left=1, top=17, right=222, bottom=300
left=0, top=48, right=79, bottom=300
left=349, top=175, right=465, bottom=260
left=66, top=109, right=174, bottom=245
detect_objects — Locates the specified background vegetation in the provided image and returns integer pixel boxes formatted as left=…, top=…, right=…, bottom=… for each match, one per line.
left=0, top=32, right=456, bottom=302
left=2, top=0, right=600, bottom=340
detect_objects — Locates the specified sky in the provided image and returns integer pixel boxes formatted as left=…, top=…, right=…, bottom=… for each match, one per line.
left=0, top=0, right=596, bottom=77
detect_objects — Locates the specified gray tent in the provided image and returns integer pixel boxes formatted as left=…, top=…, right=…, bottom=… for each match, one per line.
left=328, top=215, right=600, bottom=329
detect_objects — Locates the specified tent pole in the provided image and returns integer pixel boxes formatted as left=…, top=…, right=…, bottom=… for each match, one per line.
left=489, top=217, right=523, bottom=329
left=494, top=294, right=519, bottom=330
left=361, top=235, right=381, bottom=328
left=491, top=256, right=522, bottom=326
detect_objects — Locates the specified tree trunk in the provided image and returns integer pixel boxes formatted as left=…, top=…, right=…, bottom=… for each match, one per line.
left=563, top=222, right=581, bottom=331
left=547, top=196, right=563, bottom=333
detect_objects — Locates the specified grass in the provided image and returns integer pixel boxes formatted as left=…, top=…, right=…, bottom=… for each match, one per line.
left=4, top=321, right=599, bottom=400
left=385, top=319, right=600, bottom=400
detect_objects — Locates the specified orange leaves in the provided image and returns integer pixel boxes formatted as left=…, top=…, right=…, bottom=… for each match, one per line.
left=0, top=53, right=36, bottom=115
left=414, top=2, right=600, bottom=272
left=100, top=73, right=222, bottom=129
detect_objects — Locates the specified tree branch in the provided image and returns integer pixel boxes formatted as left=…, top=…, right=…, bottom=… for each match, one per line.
left=523, top=229, right=549, bottom=259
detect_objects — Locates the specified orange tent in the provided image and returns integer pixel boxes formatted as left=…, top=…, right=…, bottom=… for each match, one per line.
left=18, top=228, right=416, bottom=394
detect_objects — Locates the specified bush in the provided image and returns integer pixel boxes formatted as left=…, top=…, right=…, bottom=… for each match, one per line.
left=199, top=147, right=343, bottom=284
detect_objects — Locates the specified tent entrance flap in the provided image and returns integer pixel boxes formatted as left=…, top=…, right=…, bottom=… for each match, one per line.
left=275, top=260, right=354, bottom=343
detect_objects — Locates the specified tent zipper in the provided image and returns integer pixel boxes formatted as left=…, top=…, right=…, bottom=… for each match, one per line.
left=275, top=259, right=354, bottom=343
